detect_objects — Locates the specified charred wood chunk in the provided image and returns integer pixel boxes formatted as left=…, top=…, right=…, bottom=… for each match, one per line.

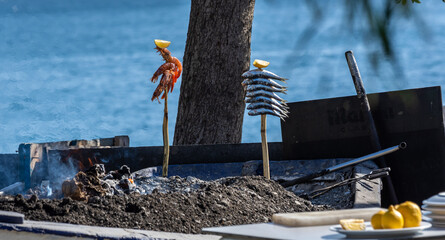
left=62, top=179, right=86, bottom=201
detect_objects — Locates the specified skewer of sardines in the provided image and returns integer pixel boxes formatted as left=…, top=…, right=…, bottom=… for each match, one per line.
left=242, top=61, right=289, bottom=121
left=242, top=59, right=289, bottom=180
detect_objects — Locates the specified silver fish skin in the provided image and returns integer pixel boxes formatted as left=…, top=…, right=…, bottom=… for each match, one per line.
left=248, top=108, right=288, bottom=120
left=246, top=90, right=286, bottom=102
left=242, top=69, right=287, bottom=81
left=247, top=102, right=289, bottom=115
left=246, top=84, right=287, bottom=93
left=245, top=96, right=289, bottom=109
left=241, top=78, right=285, bottom=88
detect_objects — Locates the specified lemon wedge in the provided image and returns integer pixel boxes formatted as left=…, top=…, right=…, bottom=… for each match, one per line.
left=253, top=59, right=270, bottom=69
left=154, top=39, right=171, bottom=48
left=339, top=219, right=366, bottom=231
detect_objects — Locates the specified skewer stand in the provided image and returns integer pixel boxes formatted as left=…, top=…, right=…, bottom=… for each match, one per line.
left=162, top=88, right=170, bottom=177
left=261, top=114, right=270, bottom=179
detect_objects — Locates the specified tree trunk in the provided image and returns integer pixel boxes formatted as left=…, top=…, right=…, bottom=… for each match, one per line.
left=174, top=0, right=255, bottom=145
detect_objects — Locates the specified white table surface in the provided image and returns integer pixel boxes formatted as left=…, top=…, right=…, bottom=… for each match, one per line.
left=203, top=222, right=445, bottom=240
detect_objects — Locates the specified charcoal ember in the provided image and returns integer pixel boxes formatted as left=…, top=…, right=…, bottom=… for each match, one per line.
left=118, top=178, right=135, bottom=193
left=101, top=180, right=116, bottom=196
left=14, top=194, right=27, bottom=206
left=88, top=196, right=101, bottom=204
left=62, top=166, right=110, bottom=201
left=62, top=179, right=86, bottom=201
left=60, top=164, right=139, bottom=201
left=112, top=184, right=125, bottom=195
left=60, top=197, right=72, bottom=206
left=28, top=194, right=38, bottom=204
left=85, top=164, right=106, bottom=178
left=118, top=165, right=131, bottom=176
left=105, top=165, right=131, bottom=180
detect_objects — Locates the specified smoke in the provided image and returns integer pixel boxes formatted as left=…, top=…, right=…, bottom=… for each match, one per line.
left=47, top=154, right=80, bottom=193
left=0, top=154, right=20, bottom=190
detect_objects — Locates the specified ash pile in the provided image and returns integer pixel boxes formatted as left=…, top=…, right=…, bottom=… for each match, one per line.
left=0, top=165, right=330, bottom=233
left=59, top=164, right=212, bottom=201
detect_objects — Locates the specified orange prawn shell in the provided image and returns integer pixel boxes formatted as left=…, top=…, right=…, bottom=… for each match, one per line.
left=150, top=46, right=182, bottom=102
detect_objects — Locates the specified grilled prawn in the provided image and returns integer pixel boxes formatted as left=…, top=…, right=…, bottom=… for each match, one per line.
left=151, top=46, right=182, bottom=102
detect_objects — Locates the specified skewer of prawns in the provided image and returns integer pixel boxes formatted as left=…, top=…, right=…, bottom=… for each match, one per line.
left=150, top=39, right=182, bottom=177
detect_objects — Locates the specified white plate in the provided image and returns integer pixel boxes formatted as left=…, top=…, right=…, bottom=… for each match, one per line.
left=423, top=212, right=445, bottom=220
left=431, top=222, right=445, bottom=228
left=330, top=222, right=431, bottom=238
left=422, top=215, right=445, bottom=224
left=423, top=200, right=445, bottom=207
left=423, top=205, right=445, bottom=214
left=423, top=217, right=445, bottom=227
left=423, top=194, right=445, bottom=207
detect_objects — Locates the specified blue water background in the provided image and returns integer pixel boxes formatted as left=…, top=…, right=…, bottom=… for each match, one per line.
left=0, top=1, right=444, bottom=153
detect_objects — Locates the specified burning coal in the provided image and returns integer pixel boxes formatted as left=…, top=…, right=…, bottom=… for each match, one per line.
left=58, top=164, right=206, bottom=201
left=62, top=164, right=134, bottom=201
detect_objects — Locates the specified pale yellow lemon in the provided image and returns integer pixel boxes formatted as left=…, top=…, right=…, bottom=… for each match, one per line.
left=382, top=205, right=404, bottom=229
left=154, top=39, right=171, bottom=48
left=396, top=201, right=422, bottom=228
left=253, top=59, right=270, bottom=69
left=371, top=210, right=386, bottom=229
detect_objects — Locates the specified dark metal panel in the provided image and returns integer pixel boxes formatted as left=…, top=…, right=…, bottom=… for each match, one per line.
left=281, top=86, right=444, bottom=159
left=47, top=142, right=283, bottom=175
left=281, top=86, right=445, bottom=206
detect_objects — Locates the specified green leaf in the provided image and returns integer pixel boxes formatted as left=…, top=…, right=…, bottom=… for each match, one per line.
left=412, top=0, right=421, bottom=3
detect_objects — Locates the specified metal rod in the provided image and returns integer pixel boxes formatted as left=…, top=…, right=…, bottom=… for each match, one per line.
left=0, top=182, right=24, bottom=196
left=280, top=143, right=406, bottom=188
left=309, top=169, right=390, bottom=199
left=327, top=142, right=406, bottom=172
left=345, top=50, right=399, bottom=204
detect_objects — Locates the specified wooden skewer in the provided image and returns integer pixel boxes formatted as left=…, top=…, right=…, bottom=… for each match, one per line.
left=261, top=114, right=270, bottom=179
left=162, top=88, right=170, bottom=177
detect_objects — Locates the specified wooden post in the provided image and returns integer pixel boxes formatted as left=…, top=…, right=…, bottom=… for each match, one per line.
left=162, top=88, right=170, bottom=177
left=261, top=114, right=270, bottom=179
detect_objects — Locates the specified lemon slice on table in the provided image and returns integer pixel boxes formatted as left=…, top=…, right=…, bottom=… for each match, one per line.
left=253, top=59, right=270, bottom=69
left=339, top=219, right=366, bottom=231
left=154, top=39, right=171, bottom=48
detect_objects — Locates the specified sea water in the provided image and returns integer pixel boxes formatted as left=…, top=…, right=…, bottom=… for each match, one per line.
left=0, top=0, right=444, bottom=153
